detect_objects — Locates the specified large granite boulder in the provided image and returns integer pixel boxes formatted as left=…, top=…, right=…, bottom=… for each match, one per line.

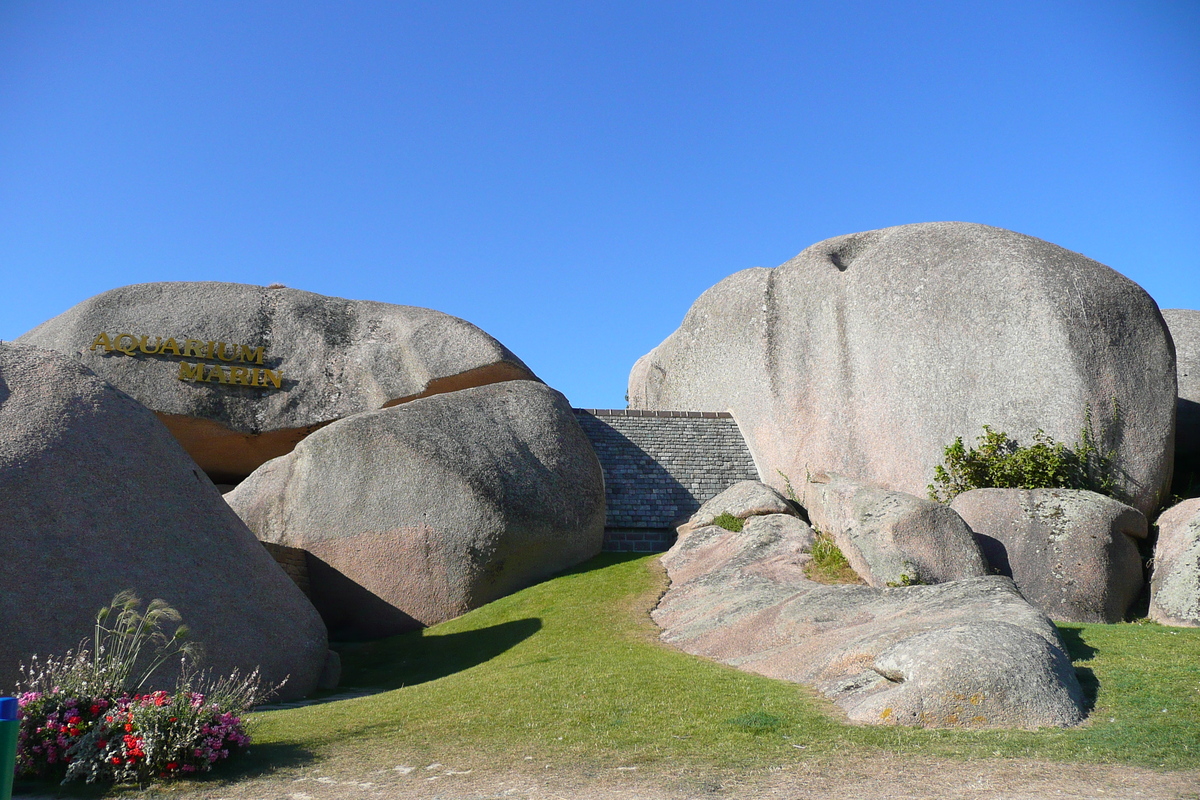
left=226, top=380, right=606, bottom=639
left=654, top=519, right=1086, bottom=728
left=1149, top=498, right=1200, bottom=626
left=1163, top=309, right=1200, bottom=486
left=628, top=223, right=1176, bottom=516
left=0, top=344, right=328, bottom=699
left=950, top=488, right=1147, bottom=623
left=18, top=282, right=536, bottom=482
left=800, top=473, right=988, bottom=587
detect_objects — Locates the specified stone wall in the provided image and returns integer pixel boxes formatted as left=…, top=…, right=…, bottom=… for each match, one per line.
left=572, top=409, right=760, bottom=551
left=262, top=541, right=311, bottom=597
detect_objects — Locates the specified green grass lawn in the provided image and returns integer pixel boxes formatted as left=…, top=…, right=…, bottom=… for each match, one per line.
left=247, top=553, right=1200, bottom=778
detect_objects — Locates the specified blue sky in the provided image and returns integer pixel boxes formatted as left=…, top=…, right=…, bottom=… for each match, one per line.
left=2, top=1, right=1196, bottom=408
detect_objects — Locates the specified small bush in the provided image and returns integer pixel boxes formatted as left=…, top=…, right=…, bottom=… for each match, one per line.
left=927, top=406, right=1120, bottom=504
left=711, top=513, right=744, bottom=532
left=804, top=532, right=862, bottom=584
left=14, top=591, right=277, bottom=786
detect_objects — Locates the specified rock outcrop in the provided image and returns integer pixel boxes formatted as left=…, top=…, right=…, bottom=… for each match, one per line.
left=654, top=519, right=1086, bottom=728
left=685, top=480, right=795, bottom=530
left=0, top=344, right=328, bottom=699
left=801, top=473, right=988, bottom=587
left=1149, top=498, right=1200, bottom=627
left=628, top=222, right=1176, bottom=516
left=18, top=283, right=536, bottom=482
left=226, top=380, right=606, bottom=639
left=950, top=488, right=1147, bottom=623
left=1163, top=309, right=1200, bottom=488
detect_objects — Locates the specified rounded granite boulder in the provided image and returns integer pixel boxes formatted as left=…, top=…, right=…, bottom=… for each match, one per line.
left=628, top=222, right=1177, bottom=516
left=17, top=282, right=536, bottom=482
left=0, top=343, right=328, bottom=699
left=226, top=380, right=606, bottom=638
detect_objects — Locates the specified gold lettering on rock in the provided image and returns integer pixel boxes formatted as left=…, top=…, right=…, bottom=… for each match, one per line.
left=262, top=368, right=283, bottom=389
left=138, top=335, right=162, bottom=354
left=205, top=364, right=228, bottom=384
left=90, top=332, right=114, bottom=352
left=177, top=362, right=204, bottom=382
left=182, top=339, right=205, bottom=358
left=229, top=366, right=250, bottom=385
left=216, top=342, right=236, bottom=362
left=236, top=344, right=265, bottom=364
left=159, top=337, right=181, bottom=356
left=113, top=333, right=138, bottom=355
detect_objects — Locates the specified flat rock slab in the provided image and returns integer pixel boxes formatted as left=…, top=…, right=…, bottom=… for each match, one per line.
left=18, top=282, right=535, bottom=481
left=0, top=344, right=327, bottom=699
left=654, top=520, right=1085, bottom=729
left=629, top=222, right=1175, bottom=516
left=1150, top=497, right=1200, bottom=626
left=801, top=473, right=987, bottom=586
left=227, top=380, right=606, bottom=639
left=951, top=488, right=1147, bottom=623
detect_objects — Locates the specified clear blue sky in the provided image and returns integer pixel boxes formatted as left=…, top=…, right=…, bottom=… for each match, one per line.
left=2, top=2, right=1197, bottom=408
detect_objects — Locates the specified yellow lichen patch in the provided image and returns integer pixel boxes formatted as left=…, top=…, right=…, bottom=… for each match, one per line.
left=970, top=693, right=985, bottom=705
left=971, top=715, right=987, bottom=724
left=944, top=713, right=959, bottom=725
left=879, top=707, right=893, bottom=720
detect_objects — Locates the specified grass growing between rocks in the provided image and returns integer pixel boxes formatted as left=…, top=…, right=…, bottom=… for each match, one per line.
left=244, top=554, right=1200, bottom=783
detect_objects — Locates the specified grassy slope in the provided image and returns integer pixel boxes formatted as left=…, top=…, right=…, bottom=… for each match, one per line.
left=248, top=554, right=1200, bottom=775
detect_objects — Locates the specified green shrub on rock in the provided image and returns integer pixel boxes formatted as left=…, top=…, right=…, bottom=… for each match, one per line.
left=928, top=408, right=1119, bottom=504
left=711, top=513, right=744, bottom=532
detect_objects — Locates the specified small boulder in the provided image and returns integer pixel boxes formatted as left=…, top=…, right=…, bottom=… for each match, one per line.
left=1149, top=498, right=1200, bottom=627
left=227, top=380, right=606, bottom=638
left=654, top=516, right=1085, bottom=728
left=0, top=344, right=327, bottom=699
left=18, top=283, right=536, bottom=482
left=800, top=473, right=988, bottom=587
left=950, top=488, right=1147, bottom=623
left=686, top=480, right=795, bottom=529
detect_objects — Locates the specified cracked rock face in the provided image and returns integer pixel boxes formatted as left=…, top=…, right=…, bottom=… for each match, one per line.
left=1149, top=498, right=1200, bottom=627
left=1163, top=309, right=1200, bottom=479
left=628, top=222, right=1176, bottom=516
left=653, top=519, right=1086, bottom=729
left=951, top=488, right=1147, bottom=623
left=18, top=282, right=535, bottom=482
left=0, top=344, right=328, bottom=699
left=226, top=380, right=606, bottom=638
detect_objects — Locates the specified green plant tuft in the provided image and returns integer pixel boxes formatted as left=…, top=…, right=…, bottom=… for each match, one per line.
left=927, top=405, right=1121, bottom=504
left=804, top=531, right=861, bottom=584
left=711, top=513, right=744, bottom=532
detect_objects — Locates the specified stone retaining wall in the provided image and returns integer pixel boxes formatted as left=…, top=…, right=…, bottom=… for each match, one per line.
left=573, top=409, right=760, bottom=551
left=262, top=541, right=312, bottom=597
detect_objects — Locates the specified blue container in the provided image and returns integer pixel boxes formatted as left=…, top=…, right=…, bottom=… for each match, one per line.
left=0, top=696, right=17, bottom=800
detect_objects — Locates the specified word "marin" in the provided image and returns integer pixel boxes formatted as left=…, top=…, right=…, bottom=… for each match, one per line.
left=89, top=332, right=285, bottom=390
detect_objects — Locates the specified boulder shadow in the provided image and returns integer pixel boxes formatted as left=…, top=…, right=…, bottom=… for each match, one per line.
left=335, top=617, right=543, bottom=691
left=1056, top=624, right=1099, bottom=713
left=306, top=553, right=423, bottom=641
left=973, top=533, right=1012, bottom=577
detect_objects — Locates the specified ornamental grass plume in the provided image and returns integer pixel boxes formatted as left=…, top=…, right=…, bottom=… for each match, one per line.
left=12, top=591, right=282, bottom=786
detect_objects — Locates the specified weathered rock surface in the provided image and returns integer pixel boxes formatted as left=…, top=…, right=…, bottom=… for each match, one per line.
left=628, top=222, right=1176, bottom=516
left=686, top=480, right=795, bottom=529
left=742, top=514, right=817, bottom=553
left=1163, top=309, right=1200, bottom=482
left=950, top=488, right=1147, bottom=623
left=18, top=282, right=536, bottom=482
left=0, top=343, right=327, bottom=699
left=800, top=473, right=987, bottom=587
left=1149, top=498, right=1200, bottom=627
left=227, top=380, right=606, bottom=639
left=654, top=519, right=1086, bottom=729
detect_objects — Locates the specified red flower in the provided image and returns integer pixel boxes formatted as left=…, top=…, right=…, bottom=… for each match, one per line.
left=111, top=756, right=122, bottom=765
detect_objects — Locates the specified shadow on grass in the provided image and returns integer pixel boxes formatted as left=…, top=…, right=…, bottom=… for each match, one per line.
left=336, top=617, right=543, bottom=690
left=1057, top=625, right=1099, bottom=713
